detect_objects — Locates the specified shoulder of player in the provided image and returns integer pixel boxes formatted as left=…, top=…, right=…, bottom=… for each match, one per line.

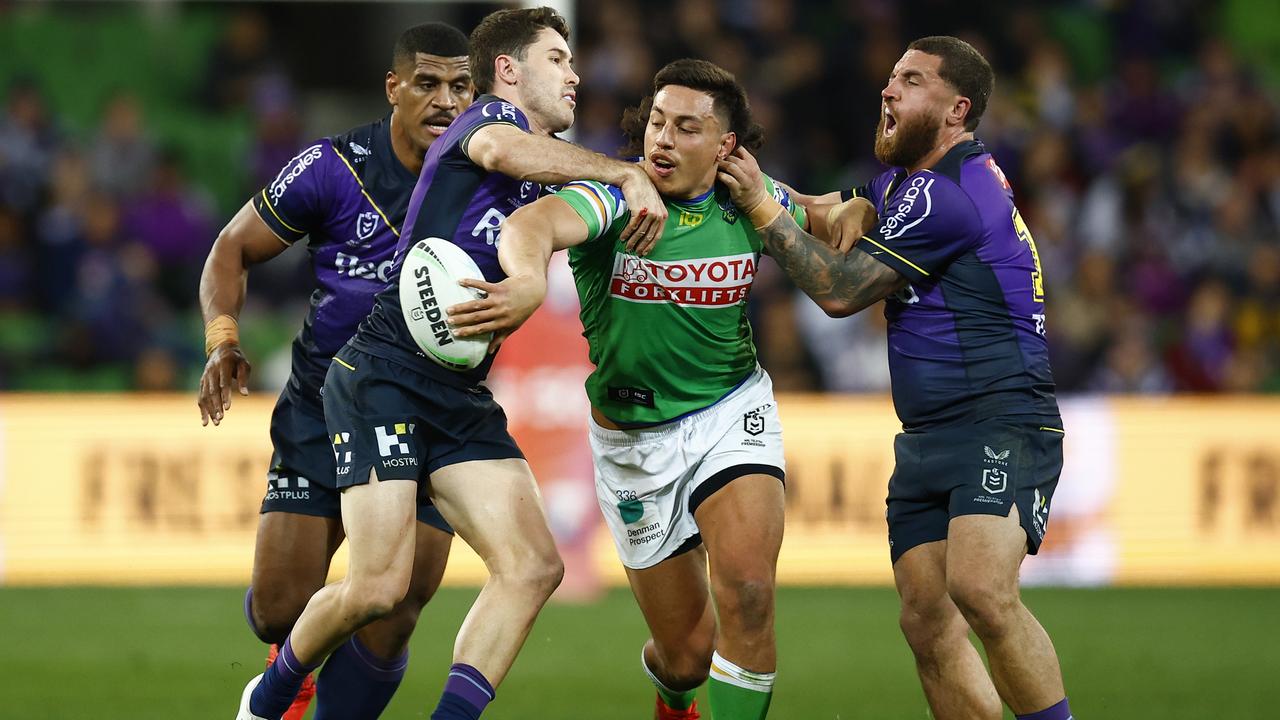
left=326, top=118, right=382, bottom=165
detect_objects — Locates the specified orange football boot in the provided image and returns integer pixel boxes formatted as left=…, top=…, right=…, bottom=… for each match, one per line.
left=655, top=695, right=701, bottom=720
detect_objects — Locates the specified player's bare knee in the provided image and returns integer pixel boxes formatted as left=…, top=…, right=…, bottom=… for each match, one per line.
left=249, top=587, right=310, bottom=643
left=715, top=575, right=775, bottom=635
left=947, top=577, right=1018, bottom=639
left=344, top=575, right=412, bottom=624
left=493, top=549, right=564, bottom=599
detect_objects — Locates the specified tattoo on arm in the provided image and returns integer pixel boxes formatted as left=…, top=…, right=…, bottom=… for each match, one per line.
left=760, top=213, right=908, bottom=315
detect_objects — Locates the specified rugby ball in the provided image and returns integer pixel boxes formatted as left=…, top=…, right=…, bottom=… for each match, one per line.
left=398, top=237, right=492, bottom=371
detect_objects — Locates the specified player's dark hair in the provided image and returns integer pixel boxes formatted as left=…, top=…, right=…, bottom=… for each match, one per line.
left=392, top=22, right=470, bottom=71
left=468, top=7, right=570, bottom=95
left=907, top=36, right=994, bottom=131
left=620, top=59, right=764, bottom=157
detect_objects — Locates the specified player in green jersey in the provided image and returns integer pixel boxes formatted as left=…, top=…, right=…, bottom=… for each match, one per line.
left=447, top=59, right=852, bottom=720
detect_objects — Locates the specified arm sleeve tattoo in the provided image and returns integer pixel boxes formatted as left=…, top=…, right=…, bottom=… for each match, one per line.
left=759, top=212, right=908, bottom=316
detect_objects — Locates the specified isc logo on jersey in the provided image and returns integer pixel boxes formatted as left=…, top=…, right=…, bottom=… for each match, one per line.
left=270, top=144, right=324, bottom=203
left=610, top=252, right=757, bottom=306
left=398, top=237, right=491, bottom=371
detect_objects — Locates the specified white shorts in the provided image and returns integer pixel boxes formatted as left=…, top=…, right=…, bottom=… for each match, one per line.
left=590, top=367, right=786, bottom=570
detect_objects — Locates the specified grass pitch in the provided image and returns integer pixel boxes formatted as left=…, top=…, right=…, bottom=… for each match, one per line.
left=1, top=585, right=1274, bottom=718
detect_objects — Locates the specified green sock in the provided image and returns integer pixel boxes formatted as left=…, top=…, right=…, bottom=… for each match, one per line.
left=641, top=646, right=698, bottom=710
left=708, top=651, right=774, bottom=719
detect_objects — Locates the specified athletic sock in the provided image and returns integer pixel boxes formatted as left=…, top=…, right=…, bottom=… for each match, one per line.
left=641, top=645, right=699, bottom=710
left=313, top=635, right=408, bottom=720
left=1017, top=697, right=1073, bottom=720
left=708, top=651, right=774, bottom=720
left=429, top=663, right=495, bottom=720
left=251, top=636, right=321, bottom=718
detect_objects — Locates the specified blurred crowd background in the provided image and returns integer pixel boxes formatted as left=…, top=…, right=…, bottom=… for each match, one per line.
left=0, top=0, right=1277, bottom=395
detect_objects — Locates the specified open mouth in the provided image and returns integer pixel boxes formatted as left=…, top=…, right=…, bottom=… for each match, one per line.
left=884, top=107, right=897, bottom=137
left=424, top=116, right=453, bottom=137
left=650, top=154, right=676, bottom=178
left=562, top=91, right=577, bottom=108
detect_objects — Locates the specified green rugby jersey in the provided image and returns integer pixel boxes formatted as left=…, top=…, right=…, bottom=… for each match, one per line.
left=556, top=176, right=805, bottom=424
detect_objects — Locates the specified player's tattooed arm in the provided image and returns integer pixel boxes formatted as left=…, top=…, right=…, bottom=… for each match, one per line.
left=755, top=211, right=907, bottom=317
left=718, top=147, right=906, bottom=317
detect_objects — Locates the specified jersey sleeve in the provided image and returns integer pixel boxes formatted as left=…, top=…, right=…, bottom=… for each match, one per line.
left=458, top=99, right=530, bottom=159
left=854, top=172, right=978, bottom=283
left=763, top=174, right=806, bottom=229
left=553, top=180, right=629, bottom=242
left=253, top=142, right=332, bottom=244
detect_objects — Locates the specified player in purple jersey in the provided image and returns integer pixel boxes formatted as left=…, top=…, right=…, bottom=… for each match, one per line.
left=235, top=8, right=669, bottom=720
left=720, top=37, right=1073, bottom=720
left=198, top=23, right=472, bottom=720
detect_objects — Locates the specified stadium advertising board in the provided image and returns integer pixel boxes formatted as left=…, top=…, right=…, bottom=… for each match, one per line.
left=1, top=394, right=1277, bottom=586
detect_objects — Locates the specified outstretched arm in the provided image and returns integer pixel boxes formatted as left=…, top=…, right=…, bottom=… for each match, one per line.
left=719, top=149, right=907, bottom=317
left=197, top=202, right=291, bottom=425
left=466, top=123, right=666, bottom=254
left=447, top=195, right=591, bottom=351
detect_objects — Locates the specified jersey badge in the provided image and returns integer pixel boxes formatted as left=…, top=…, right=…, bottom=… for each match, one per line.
left=356, top=211, right=379, bottom=242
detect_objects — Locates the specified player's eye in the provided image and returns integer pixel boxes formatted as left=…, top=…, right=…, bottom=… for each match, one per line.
left=452, top=84, right=468, bottom=94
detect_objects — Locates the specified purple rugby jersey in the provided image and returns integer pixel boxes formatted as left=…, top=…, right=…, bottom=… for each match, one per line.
left=850, top=140, right=1061, bottom=431
left=349, top=95, right=545, bottom=385
left=252, top=115, right=415, bottom=407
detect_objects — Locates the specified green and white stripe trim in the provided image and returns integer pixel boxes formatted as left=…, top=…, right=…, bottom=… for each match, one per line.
left=709, top=651, right=775, bottom=693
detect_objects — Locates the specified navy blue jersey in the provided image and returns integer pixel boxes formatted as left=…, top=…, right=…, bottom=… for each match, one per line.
left=851, top=140, right=1060, bottom=431
left=349, top=95, right=543, bottom=385
left=252, top=115, right=415, bottom=408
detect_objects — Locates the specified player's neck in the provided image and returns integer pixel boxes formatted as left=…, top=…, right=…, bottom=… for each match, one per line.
left=491, top=85, right=554, bottom=137
left=908, top=129, right=974, bottom=174
left=388, top=112, right=425, bottom=176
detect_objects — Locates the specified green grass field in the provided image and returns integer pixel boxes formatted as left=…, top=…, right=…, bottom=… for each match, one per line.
left=1, top=585, right=1275, bottom=718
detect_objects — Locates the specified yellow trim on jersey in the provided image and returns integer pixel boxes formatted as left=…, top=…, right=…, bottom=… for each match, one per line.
left=565, top=184, right=610, bottom=235
left=1039, top=426, right=1065, bottom=433
left=333, top=356, right=357, bottom=371
left=331, top=144, right=400, bottom=238
left=860, top=235, right=930, bottom=277
left=257, top=189, right=304, bottom=239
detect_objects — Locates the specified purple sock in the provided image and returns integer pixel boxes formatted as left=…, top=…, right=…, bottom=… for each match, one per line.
left=313, top=636, right=408, bottom=720
left=1017, top=698, right=1073, bottom=720
left=250, top=636, right=320, bottom=718
left=429, top=663, right=495, bottom=720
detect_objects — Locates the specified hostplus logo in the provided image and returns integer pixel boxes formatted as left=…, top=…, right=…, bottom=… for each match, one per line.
left=332, top=432, right=352, bottom=477
left=376, top=423, right=418, bottom=469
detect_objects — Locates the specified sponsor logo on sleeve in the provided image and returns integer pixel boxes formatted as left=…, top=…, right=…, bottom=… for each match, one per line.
left=269, top=144, right=325, bottom=203
left=879, top=175, right=934, bottom=240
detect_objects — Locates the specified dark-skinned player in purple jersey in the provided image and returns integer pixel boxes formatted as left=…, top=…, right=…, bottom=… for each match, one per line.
left=719, top=36, right=1073, bottom=720
left=198, top=23, right=472, bottom=720
left=234, top=7, right=668, bottom=720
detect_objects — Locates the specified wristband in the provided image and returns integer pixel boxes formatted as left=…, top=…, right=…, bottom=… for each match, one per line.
left=204, top=314, right=240, bottom=356
left=748, top=197, right=787, bottom=231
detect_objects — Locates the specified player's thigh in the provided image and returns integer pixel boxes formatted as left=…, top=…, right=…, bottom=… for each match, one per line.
left=428, top=458, right=558, bottom=567
left=892, top=538, right=950, bottom=613
left=252, top=511, right=344, bottom=596
left=625, top=546, right=716, bottom=653
left=339, top=472, right=420, bottom=586
left=694, top=472, right=785, bottom=580
left=945, top=508, right=1026, bottom=596
left=406, top=520, right=453, bottom=600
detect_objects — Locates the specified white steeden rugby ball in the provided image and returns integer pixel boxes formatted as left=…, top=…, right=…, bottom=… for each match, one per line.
left=399, top=237, right=491, bottom=371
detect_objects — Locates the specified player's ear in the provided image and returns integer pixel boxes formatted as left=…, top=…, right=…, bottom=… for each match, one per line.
left=950, top=96, right=971, bottom=129
left=718, top=131, right=737, bottom=161
left=494, top=54, right=519, bottom=88
left=385, top=71, right=399, bottom=106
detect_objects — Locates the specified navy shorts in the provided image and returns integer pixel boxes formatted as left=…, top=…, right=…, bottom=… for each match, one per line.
left=262, top=387, right=453, bottom=533
left=322, top=347, right=524, bottom=491
left=886, top=420, right=1064, bottom=563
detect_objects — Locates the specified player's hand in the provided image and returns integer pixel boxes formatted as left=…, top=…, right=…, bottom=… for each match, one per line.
left=618, top=167, right=667, bottom=256
left=827, top=197, right=878, bottom=253
left=198, top=343, right=251, bottom=427
left=448, top=275, right=547, bottom=353
left=717, top=147, right=767, bottom=214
